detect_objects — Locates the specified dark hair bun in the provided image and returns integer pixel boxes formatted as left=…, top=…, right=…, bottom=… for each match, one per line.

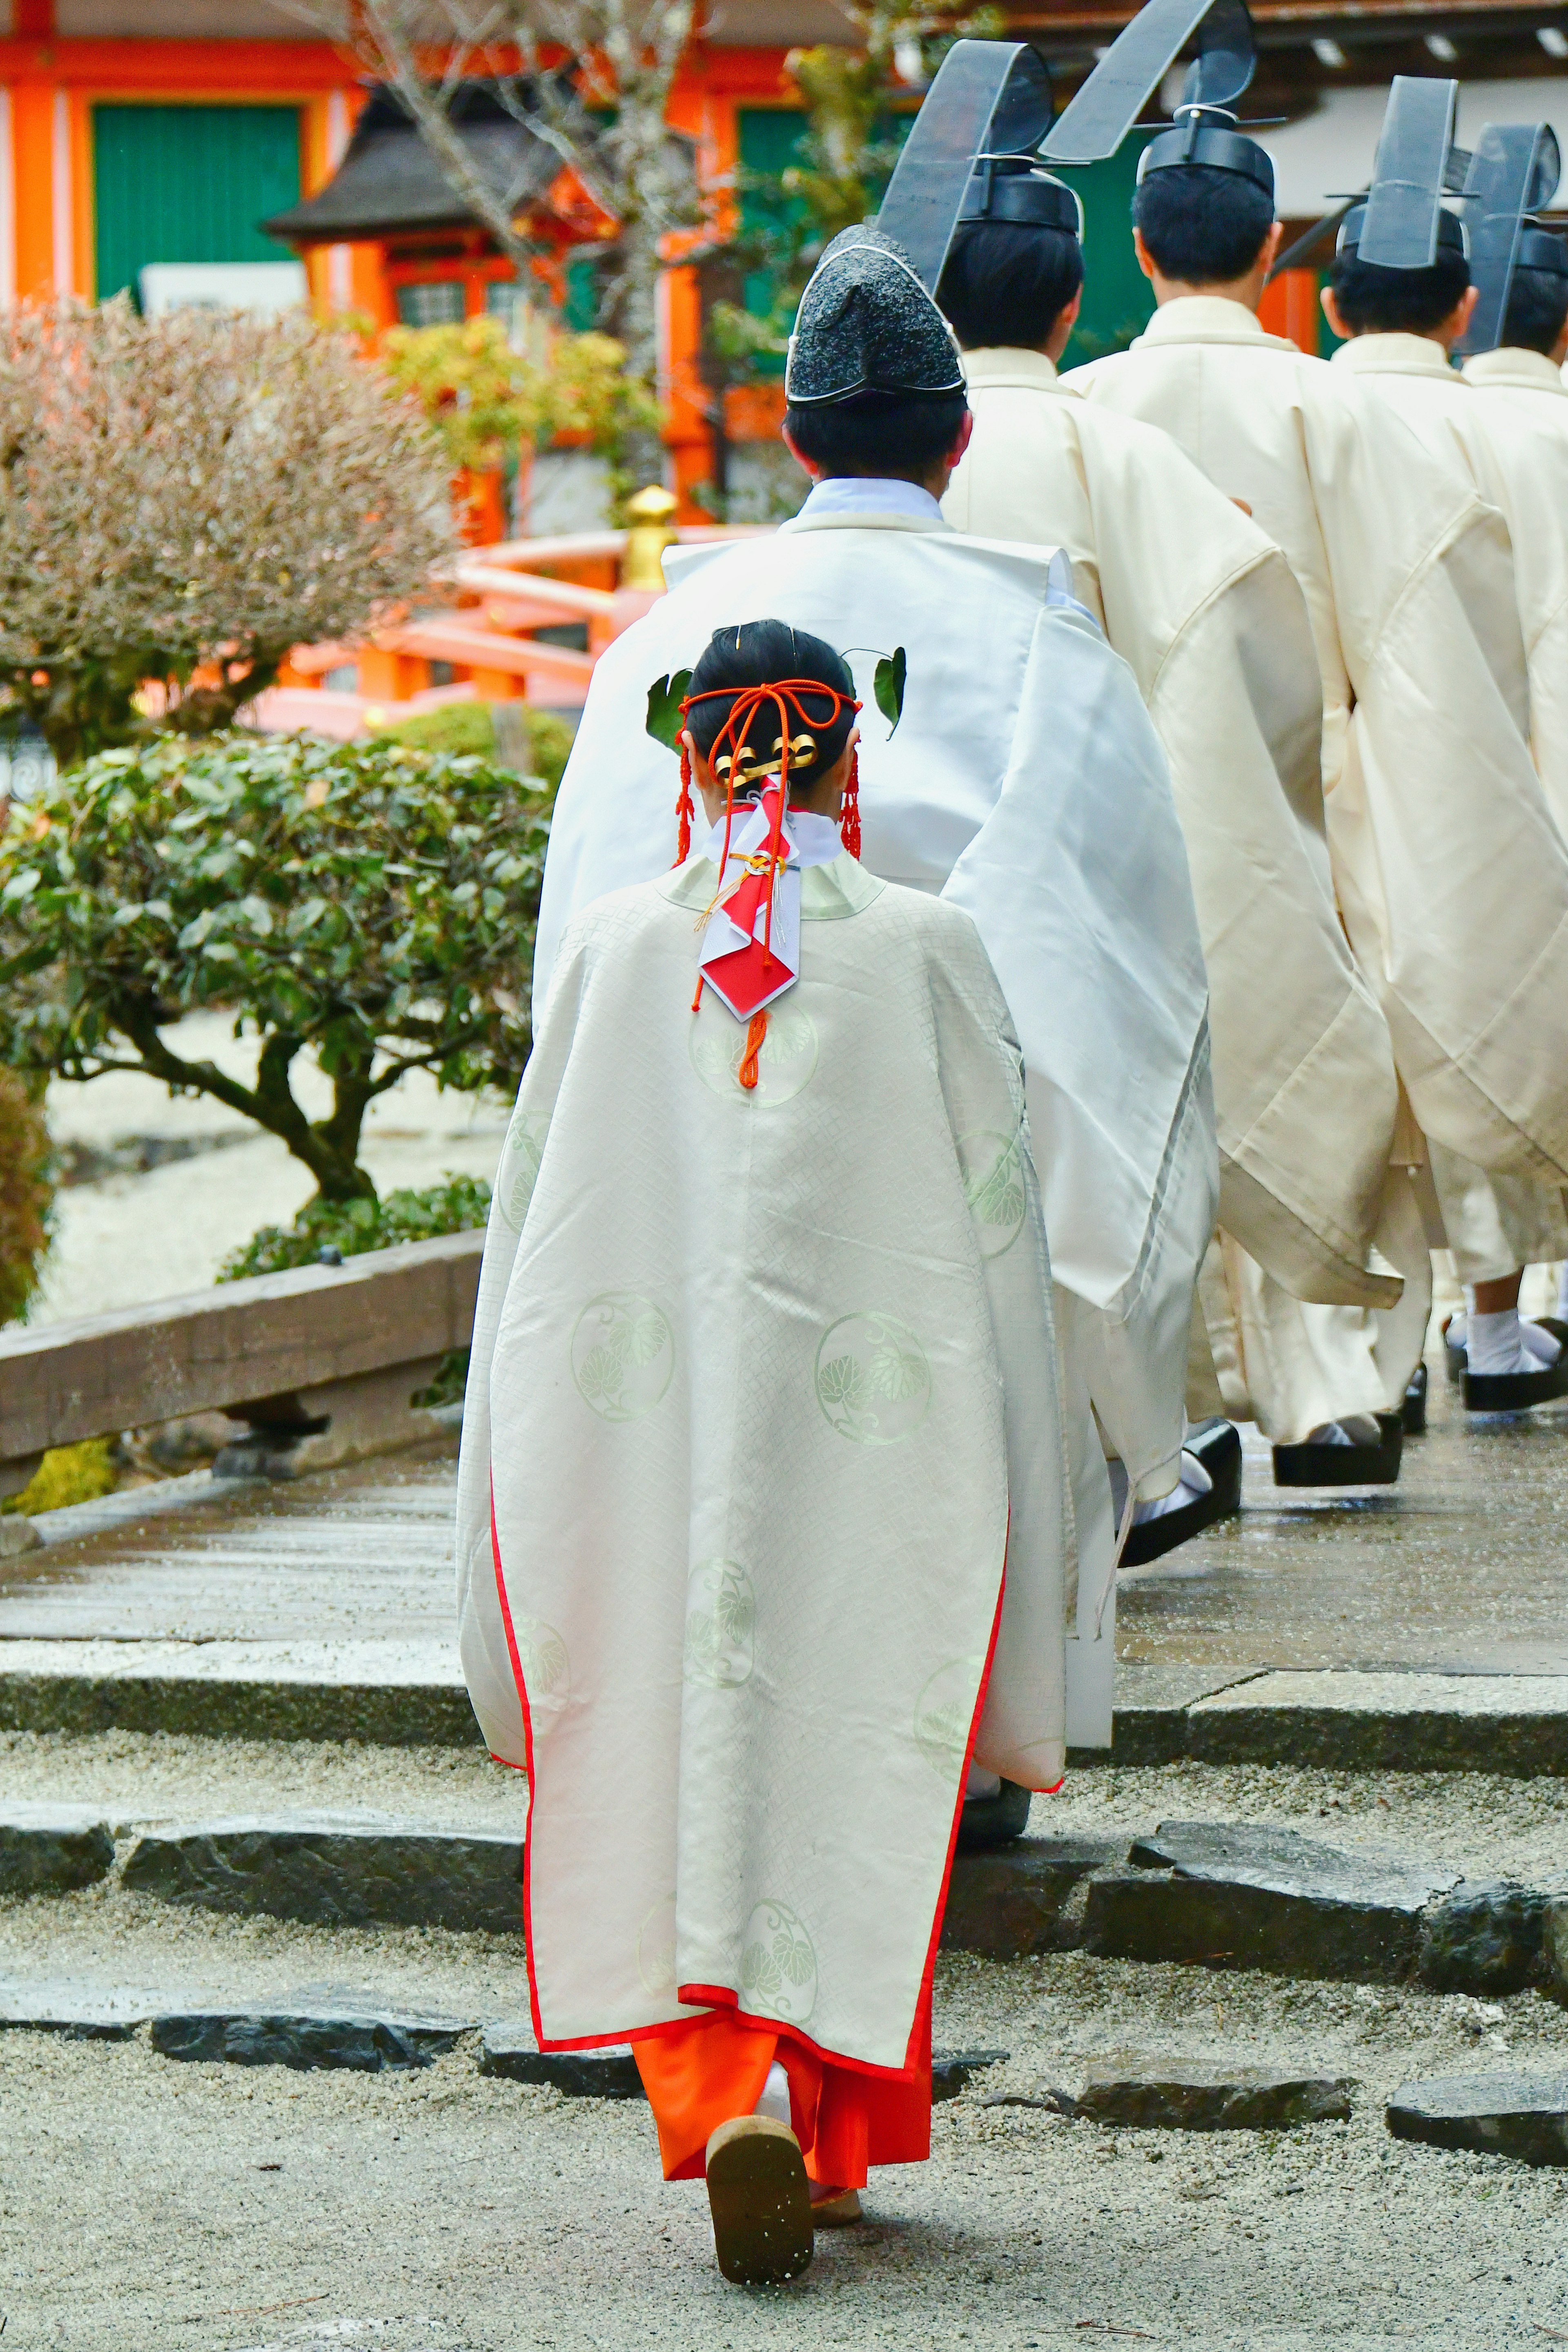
left=685, top=619, right=857, bottom=794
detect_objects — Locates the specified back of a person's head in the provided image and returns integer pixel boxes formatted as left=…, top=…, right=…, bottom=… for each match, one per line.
left=1131, top=162, right=1274, bottom=285
left=1328, top=246, right=1470, bottom=335
left=783, top=388, right=967, bottom=479
left=1501, top=264, right=1568, bottom=354
left=686, top=619, right=856, bottom=795
left=935, top=220, right=1085, bottom=352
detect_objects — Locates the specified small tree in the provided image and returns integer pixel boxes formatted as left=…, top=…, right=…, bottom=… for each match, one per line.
left=0, top=301, right=454, bottom=770
left=379, top=313, right=663, bottom=512
left=0, top=733, right=548, bottom=1204
left=285, top=1, right=697, bottom=392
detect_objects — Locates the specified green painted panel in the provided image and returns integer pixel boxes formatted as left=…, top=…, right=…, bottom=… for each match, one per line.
left=94, top=104, right=302, bottom=303
left=1054, top=136, right=1158, bottom=367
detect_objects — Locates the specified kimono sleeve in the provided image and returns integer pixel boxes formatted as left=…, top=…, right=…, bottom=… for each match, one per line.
left=454, top=923, right=592, bottom=1767
left=926, top=906, right=1072, bottom=1789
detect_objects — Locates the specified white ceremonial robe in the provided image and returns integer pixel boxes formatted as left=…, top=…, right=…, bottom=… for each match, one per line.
left=535, top=498, right=1216, bottom=1546
left=1071, top=297, right=1568, bottom=1432
left=1329, top=333, right=1568, bottom=1281
left=457, top=853, right=1071, bottom=2070
left=945, top=347, right=1399, bottom=1320
left=1072, top=297, right=1568, bottom=1187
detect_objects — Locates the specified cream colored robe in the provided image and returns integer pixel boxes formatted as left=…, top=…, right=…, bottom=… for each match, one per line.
left=1073, top=297, right=1568, bottom=1188
left=1330, top=332, right=1568, bottom=1281
left=945, top=347, right=1399, bottom=1314
left=536, top=507, right=1216, bottom=1521
left=457, top=855, right=1071, bottom=2069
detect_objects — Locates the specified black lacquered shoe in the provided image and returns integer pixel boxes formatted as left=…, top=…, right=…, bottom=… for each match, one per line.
left=1272, top=1412, right=1403, bottom=1488
left=1463, top=1317, right=1568, bottom=1412
left=1119, top=1418, right=1242, bottom=1568
left=1402, top=1361, right=1428, bottom=1436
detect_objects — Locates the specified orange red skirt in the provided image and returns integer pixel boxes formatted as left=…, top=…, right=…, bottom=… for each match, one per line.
left=631, top=1998, right=932, bottom=2188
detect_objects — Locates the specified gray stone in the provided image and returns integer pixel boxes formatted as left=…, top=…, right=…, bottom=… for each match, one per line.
left=1087, top=1823, right=1457, bottom=1984
left=931, top=2047, right=1010, bottom=2102
left=0, top=1515, right=41, bottom=1557
left=1067, top=2060, right=1354, bottom=2132
left=121, top=1814, right=523, bottom=1934
left=1185, top=1670, right=1568, bottom=1776
left=1419, top=1881, right=1551, bottom=1996
left=0, top=1663, right=483, bottom=1748
left=0, top=1977, right=177, bottom=2039
left=942, top=1836, right=1127, bottom=1959
left=1386, top=2072, right=1568, bottom=2166
left=0, top=1805, right=116, bottom=1896
left=151, top=2008, right=473, bottom=2071
left=480, top=2022, right=644, bottom=2098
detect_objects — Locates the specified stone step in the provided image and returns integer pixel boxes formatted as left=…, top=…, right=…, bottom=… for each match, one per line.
left=6, top=1646, right=1568, bottom=1771
left=1055, top=2061, right=1355, bottom=2132
left=11, top=1799, right=1568, bottom=1998
left=119, top=1812, right=523, bottom=1935
left=1386, top=2071, right=1568, bottom=2166
left=1087, top=1820, right=1458, bottom=1984
left=0, top=1641, right=478, bottom=1747
left=150, top=2007, right=473, bottom=2072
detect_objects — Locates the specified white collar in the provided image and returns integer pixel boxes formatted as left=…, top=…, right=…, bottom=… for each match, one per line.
left=702, top=802, right=844, bottom=869
left=796, top=476, right=944, bottom=523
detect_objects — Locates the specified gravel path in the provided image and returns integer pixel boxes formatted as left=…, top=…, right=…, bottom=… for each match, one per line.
left=1, top=1919, right=1566, bottom=2349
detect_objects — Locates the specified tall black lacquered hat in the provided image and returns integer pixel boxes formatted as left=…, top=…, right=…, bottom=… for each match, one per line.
left=1454, top=119, right=1564, bottom=354
left=874, top=40, right=1082, bottom=293
left=1041, top=0, right=1273, bottom=197
left=1272, top=74, right=1469, bottom=282
left=784, top=224, right=965, bottom=407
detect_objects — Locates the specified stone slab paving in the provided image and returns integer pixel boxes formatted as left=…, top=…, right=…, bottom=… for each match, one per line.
left=1386, top=2069, right=1568, bottom=2166
left=6, top=1350, right=1568, bottom=1767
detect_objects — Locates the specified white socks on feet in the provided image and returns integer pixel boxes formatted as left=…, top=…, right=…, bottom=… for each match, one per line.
left=1132, top=1447, right=1214, bottom=1526
left=1303, top=1414, right=1383, bottom=1447
left=754, top=2062, right=791, bottom=2128
left=1467, top=1308, right=1562, bottom=1378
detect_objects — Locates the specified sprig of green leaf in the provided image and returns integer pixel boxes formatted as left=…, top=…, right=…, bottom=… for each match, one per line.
left=645, top=668, right=693, bottom=752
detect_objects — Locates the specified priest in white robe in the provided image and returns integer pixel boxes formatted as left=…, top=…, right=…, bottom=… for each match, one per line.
left=1314, top=184, right=1568, bottom=1403
left=537, top=225, right=1221, bottom=1748
left=934, top=177, right=1409, bottom=1483
left=457, top=619, right=1072, bottom=2282
left=1069, top=126, right=1568, bottom=1441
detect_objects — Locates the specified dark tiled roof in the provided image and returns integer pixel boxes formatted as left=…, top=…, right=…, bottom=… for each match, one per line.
left=263, top=84, right=567, bottom=245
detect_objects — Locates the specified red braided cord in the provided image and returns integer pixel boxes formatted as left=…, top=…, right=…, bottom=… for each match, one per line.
left=680, top=677, right=861, bottom=974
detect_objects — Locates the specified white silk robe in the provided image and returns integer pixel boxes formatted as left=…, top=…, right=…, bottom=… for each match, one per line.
left=535, top=506, right=1217, bottom=1533
left=1073, top=297, right=1568, bottom=1189
left=1331, top=333, right=1568, bottom=1279
left=457, top=855, right=1071, bottom=2070
left=945, top=347, right=1399, bottom=1314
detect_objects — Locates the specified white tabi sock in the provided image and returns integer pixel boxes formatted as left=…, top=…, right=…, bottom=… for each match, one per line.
left=1468, top=1308, right=1559, bottom=1377
left=1132, top=1447, right=1213, bottom=1524
left=1521, top=1317, right=1563, bottom=1366
left=964, top=1764, right=1002, bottom=1801
left=1558, top=1262, right=1568, bottom=1322
left=1303, top=1415, right=1383, bottom=1447
left=753, top=2062, right=791, bottom=2128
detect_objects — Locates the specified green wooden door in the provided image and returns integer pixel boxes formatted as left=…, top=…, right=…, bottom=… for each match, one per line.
left=1055, top=136, right=1158, bottom=367
left=93, top=104, right=302, bottom=303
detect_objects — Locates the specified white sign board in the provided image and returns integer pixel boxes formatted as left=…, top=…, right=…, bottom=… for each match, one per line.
left=138, top=261, right=310, bottom=319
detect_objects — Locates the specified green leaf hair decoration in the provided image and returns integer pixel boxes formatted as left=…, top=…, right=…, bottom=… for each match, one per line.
left=873, top=646, right=907, bottom=734
left=645, top=668, right=693, bottom=752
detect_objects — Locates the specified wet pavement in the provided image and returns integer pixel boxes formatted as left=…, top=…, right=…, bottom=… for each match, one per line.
left=0, top=1361, right=1565, bottom=1687
left=1119, top=1369, right=1568, bottom=1679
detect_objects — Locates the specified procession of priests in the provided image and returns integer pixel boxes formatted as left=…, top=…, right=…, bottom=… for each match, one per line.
left=455, top=7, right=1568, bottom=2285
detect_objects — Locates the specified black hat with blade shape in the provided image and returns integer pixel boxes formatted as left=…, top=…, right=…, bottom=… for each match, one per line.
left=875, top=42, right=1078, bottom=296
left=1454, top=119, right=1566, bottom=355
left=787, top=40, right=1073, bottom=406
left=1336, top=77, right=1468, bottom=266
left=1274, top=75, right=1467, bottom=281
left=1040, top=0, right=1272, bottom=195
